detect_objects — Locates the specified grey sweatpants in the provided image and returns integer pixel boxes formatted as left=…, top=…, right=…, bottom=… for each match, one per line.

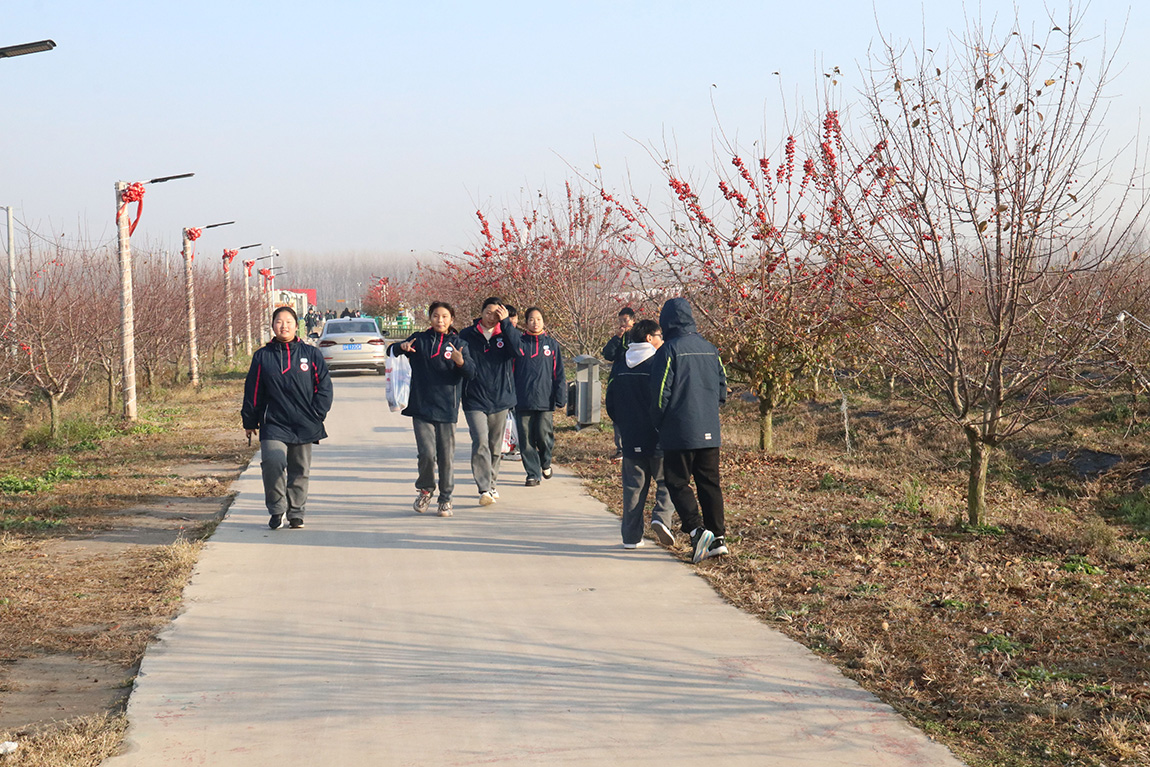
left=260, top=440, right=312, bottom=520
left=413, top=417, right=456, bottom=502
left=465, top=409, right=507, bottom=493
left=620, top=451, right=673, bottom=545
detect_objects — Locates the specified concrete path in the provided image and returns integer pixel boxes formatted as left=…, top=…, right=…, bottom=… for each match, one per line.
left=104, top=376, right=964, bottom=766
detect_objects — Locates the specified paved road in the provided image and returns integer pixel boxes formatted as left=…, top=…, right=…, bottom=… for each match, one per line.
left=103, top=376, right=964, bottom=766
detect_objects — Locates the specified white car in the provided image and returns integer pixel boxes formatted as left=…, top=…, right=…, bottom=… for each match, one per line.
left=317, top=318, right=389, bottom=374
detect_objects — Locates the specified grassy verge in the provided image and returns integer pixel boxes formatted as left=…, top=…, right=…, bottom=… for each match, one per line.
left=554, top=391, right=1150, bottom=767
left=0, top=371, right=252, bottom=759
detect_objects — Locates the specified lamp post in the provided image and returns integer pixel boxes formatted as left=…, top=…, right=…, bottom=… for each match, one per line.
left=115, top=172, right=193, bottom=420
left=243, top=259, right=256, bottom=354
left=2, top=40, right=56, bottom=348
left=181, top=221, right=233, bottom=387
left=222, top=243, right=261, bottom=363
left=2, top=206, right=13, bottom=345
left=254, top=249, right=280, bottom=341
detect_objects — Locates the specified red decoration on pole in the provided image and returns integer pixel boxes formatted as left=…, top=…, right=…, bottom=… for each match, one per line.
left=185, top=227, right=202, bottom=262
left=117, top=182, right=146, bottom=235
left=259, top=267, right=272, bottom=289
left=244, top=259, right=255, bottom=277
left=222, top=248, right=239, bottom=273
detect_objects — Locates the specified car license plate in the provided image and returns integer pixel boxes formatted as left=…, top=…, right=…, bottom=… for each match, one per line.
left=343, top=343, right=362, bottom=351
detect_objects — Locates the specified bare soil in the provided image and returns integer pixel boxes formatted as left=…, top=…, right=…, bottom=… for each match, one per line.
left=0, top=378, right=253, bottom=764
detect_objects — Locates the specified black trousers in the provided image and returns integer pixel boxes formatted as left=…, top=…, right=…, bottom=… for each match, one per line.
left=663, top=447, right=724, bottom=538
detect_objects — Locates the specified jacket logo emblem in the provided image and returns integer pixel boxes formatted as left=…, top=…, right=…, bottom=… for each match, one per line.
left=543, top=348, right=552, bottom=356
left=300, top=359, right=310, bottom=372
left=496, top=339, right=504, bottom=348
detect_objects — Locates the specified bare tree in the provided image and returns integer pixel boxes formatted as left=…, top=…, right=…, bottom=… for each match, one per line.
left=12, top=243, right=103, bottom=439
left=838, top=9, right=1148, bottom=523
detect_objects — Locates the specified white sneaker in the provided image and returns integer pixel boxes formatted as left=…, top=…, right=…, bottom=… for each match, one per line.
left=622, top=540, right=644, bottom=549
left=490, top=487, right=500, bottom=500
left=479, top=491, right=496, bottom=506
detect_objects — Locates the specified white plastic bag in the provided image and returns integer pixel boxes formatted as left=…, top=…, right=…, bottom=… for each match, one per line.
left=386, top=352, right=411, bottom=412
left=501, top=410, right=518, bottom=453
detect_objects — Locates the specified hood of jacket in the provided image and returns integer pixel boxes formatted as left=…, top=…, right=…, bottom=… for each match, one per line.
left=625, top=341, right=657, bottom=368
left=659, top=297, right=697, bottom=340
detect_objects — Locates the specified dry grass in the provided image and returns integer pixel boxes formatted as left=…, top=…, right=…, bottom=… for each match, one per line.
left=555, top=387, right=1150, bottom=767
left=0, top=714, right=127, bottom=766
left=0, top=373, right=250, bottom=760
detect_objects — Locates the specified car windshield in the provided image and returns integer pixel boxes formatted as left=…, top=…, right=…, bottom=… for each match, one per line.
left=327, top=322, right=378, bottom=335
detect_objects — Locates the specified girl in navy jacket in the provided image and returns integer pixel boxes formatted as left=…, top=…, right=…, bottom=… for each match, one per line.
left=242, top=306, right=333, bottom=529
left=394, top=301, right=474, bottom=516
left=513, top=307, right=567, bottom=485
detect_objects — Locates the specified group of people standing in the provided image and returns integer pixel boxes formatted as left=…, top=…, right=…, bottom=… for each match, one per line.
left=604, top=298, right=728, bottom=562
left=240, top=295, right=727, bottom=564
left=394, top=298, right=566, bottom=517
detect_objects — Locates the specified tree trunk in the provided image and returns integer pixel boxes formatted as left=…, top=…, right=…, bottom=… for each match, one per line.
left=965, top=429, right=991, bottom=526
left=105, top=364, right=116, bottom=414
left=759, top=395, right=774, bottom=452
left=48, top=392, right=61, bottom=441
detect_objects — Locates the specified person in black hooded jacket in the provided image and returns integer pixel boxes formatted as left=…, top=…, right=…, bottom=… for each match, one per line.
left=649, top=297, right=728, bottom=563
left=242, top=306, right=333, bottom=530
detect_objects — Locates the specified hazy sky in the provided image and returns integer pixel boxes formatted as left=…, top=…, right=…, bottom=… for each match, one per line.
left=2, top=1, right=1146, bottom=263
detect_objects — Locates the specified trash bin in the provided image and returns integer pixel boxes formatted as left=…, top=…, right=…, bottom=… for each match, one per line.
left=569, top=355, right=602, bottom=431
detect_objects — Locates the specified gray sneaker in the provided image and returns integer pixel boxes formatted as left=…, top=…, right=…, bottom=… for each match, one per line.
left=690, top=528, right=715, bottom=564
left=413, top=490, right=433, bottom=514
left=437, top=501, right=454, bottom=517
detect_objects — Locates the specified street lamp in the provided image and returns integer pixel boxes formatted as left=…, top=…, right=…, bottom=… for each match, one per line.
left=0, top=39, right=56, bottom=58
left=3, top=39, right=56, bottom=348
left=115, top=172, right=194, bottom=420
left=181, top=220, right=234, bottom=387
left=222, top=243, right=261, bottom=363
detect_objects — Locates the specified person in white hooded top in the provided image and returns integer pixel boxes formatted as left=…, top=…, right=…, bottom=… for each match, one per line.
left=604, top=319, right=675, bottom=548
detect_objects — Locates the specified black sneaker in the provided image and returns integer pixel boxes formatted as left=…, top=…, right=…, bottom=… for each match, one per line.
left=525, top=477, right=541, bottom=487
left=269, top=513, right=285, bottom=530
left=289, top=518, right=305, bottom=529
left=651, top=519, right=675, bottom=546
left=702, top=536, right=728, bottom=560
left=542, top=467, right=553, bottom=479
left=689, top=528, right=715, bottom=564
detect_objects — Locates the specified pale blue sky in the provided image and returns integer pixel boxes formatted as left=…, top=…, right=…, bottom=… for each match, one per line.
left=1, top=1, right=1145, bottom=261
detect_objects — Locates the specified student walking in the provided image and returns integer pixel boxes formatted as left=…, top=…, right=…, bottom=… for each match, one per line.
left=393, top=302, right=474, bottom=517
left=605, top=319, right=675, bottom=549
left=650, top=298, right=728, bottom=563
left=512, top=307, right=567, bottom=487
left=242, top=306, right=333, bottom=530
left=459, top=297, right=522, bottom=506
left=602, top=307, right=635, bottom=461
